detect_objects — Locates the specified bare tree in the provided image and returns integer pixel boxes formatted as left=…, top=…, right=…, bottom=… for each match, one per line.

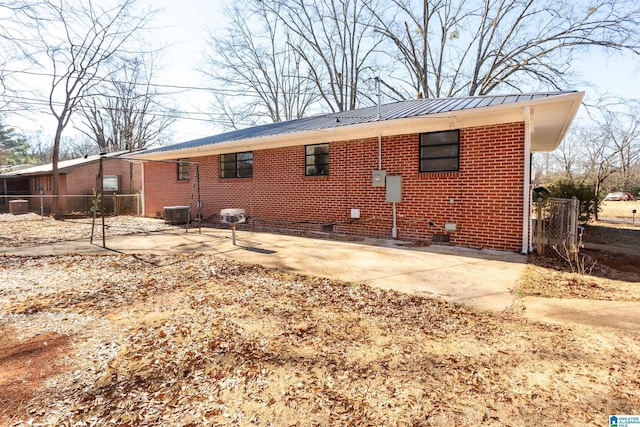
left=79, top=55, right=176, bottom=153
left=0, top=2, right=40, bottom=111
left=203, top=0, right=385, bottom=127
left=577, top=125, right=617, bottom=220
left=15, top=0, right=153, bottom=215
left=202, top=1, right=319, bottom=128
left=370, top=0, right=640, bottom=98
left=267, top=0, right=385, bottom=112
left=598, top=101, right=640, bottom=191
left=550, top=125, right=591, bottom=180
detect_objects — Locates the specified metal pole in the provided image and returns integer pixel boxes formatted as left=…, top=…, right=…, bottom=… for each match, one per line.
left=392, top=202, right=397, bottom=238
left=100, top=156, right=105, bottom=248
left=536, top=200, right=543, bottom=254
left=232, top=224, right=236, bottom=245
left=197, top=164, right=202, bottom=234
left=569, top=196, right=578, bottom=247
left=376, top=77, right=381, bottom=119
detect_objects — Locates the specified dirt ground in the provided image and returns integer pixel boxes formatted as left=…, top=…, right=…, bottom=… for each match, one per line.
left=1, top=214, right=639, bottom=426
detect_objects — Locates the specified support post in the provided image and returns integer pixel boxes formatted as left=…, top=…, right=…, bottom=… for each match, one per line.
left=569, top=196, right=578, bottom=248
left=536, top=200, right=543, bottom=254
left=100, top=157, right=105, bottom=248
left=232, top=223, right=237, bottom=245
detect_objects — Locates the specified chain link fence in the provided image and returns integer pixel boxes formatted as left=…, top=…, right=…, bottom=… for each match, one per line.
left=534, top=197, right=580, bottom=254
left=0, top=194, right=142, bottom=217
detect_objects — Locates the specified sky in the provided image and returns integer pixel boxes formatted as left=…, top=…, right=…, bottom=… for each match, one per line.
left=138, top=0, right=227, bottom=141
left=152, top=0, right=640, bottom=141
left=6, top=0, right=640, bottom=146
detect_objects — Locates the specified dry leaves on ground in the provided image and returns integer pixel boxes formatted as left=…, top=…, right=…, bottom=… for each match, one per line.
left=0, top=213, right=179, bottom=247
left=1, top=253, right=639, bottom=426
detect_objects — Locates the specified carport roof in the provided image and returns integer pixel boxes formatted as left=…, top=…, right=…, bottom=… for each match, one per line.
left=130, top=91, right=584, bottom=160
left=0, top=151, right=129, bottom=178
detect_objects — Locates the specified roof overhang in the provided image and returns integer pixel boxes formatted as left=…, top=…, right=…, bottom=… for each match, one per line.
left=129, top=91, right=584, bottom=161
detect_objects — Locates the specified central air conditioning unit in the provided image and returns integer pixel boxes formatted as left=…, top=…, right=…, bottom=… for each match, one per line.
left=163, top=206, right=190, bottom=224
left=9, top=199, right=29, bottom=215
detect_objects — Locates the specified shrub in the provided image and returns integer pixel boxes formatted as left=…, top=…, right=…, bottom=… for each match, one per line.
left=545, top=178, right=597, bottom=223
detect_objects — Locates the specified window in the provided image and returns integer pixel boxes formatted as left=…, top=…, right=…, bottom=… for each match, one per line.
left=31, top=178, right=40, bottom=191
left=419, top=130, right=460, bottom=172
left=220, top=151, right=253, bottom=178
left=177, top=159, right=190, bottom=180
left=305, top=143, right=329, bottom=176
left=103, top=175, right=118, bottom=191
left=46, top=176, right=53, bottom=191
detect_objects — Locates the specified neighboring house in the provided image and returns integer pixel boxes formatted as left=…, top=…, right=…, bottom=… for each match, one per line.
left=0, top=152, right=142, bottom=214
left=129, top=92, right=584, bottom=252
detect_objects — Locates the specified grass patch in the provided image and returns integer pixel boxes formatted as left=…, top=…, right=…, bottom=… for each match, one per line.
left=517, top=252, right=640, bottom=302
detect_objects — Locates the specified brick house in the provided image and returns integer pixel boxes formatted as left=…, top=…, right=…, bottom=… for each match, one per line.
left=0, top=152, right=142, bottom=214
left=130, top=92, right=583, bottom=252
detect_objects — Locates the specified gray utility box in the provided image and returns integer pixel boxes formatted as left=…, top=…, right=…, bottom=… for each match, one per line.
left=9, top=199, right=29, bottom=215
left=163, top=206, right=190, bottom=224
left=386, top=175, right=402, bottom=203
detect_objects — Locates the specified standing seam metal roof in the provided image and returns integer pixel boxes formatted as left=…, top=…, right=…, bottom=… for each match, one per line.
left=141, top=91, right=575, bottom=155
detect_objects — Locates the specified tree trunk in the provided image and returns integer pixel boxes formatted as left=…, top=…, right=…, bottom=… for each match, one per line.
left=594, top=180, right=601, bottom=221
left=51, top=121, right=64, bottom=218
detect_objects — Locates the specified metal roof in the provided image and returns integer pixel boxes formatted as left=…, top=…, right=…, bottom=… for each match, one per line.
left=0, top=151, right=129, bottom=178
left=137, top=91, right=579, bottom=157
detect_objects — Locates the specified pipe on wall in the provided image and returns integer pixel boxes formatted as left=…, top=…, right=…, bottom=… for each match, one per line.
left=521, top=106, right=533, bottom=254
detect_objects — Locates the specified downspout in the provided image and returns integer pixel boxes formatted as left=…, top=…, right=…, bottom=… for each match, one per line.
left=376, top=77, right=382, bottom=170
left=378, top=132, right=382, bottom=170
left=521, top=106, right=533, bottom=254
left=140, top=161, right=145, bottom=216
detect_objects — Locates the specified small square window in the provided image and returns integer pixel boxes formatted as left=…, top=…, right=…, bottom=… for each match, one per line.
left=419, top=130, right=459, bottom=172
left=305, top=143, right=329, bottom=176
left=177, top=159, right=190, bottom=180
left=220, top=151, right=253, bottom=178
left=103, top=175, right=118, bottom=191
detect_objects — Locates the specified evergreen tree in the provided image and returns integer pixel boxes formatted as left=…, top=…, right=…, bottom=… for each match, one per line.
left=0, top=120, right=32, bottom=166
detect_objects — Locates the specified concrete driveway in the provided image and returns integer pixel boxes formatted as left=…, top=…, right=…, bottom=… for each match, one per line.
left=3, top=228, right=526, bottom=312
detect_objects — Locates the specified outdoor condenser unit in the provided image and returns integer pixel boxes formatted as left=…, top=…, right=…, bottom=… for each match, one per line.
left=9, top=199, right=29, bottom=215
left=163, top=206, right=190, bottom=224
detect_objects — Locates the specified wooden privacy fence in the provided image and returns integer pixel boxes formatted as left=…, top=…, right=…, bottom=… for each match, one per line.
left=0, top=194, right=142, bottom=216
left=534, top=196, right=580, bottom=254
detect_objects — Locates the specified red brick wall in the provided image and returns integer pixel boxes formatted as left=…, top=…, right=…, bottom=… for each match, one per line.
left=66, top=159, right=141, bottom=195
left=143, top=122, right=525, bottom=250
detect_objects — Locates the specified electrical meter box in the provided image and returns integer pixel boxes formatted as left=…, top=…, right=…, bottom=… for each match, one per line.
left=372, top=170, right=386, bottom=187
left=385, top=175, right=402, bottom=203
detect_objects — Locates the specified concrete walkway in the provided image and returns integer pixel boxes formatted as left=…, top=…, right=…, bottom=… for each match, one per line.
left=4, top=228, right=639, bottom=330
left=3, top=228, right=523, bottom=312
left=521, top=297, right=640, bottom=331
